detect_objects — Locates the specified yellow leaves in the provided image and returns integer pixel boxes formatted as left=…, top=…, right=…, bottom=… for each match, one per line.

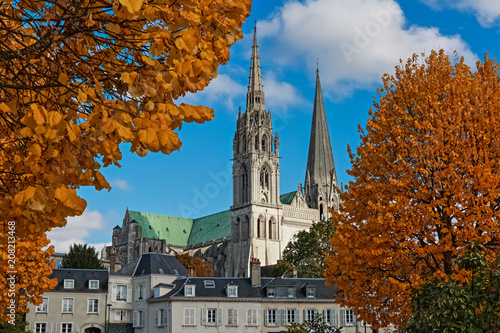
left=77, top=89, right=87, bottom=103
left=31, top=104, right=47, bottom=125
left=14, top=187, right=36, bottom=205
left=107, top=23, right=121, bottom=35
left=119, top=0, right=143, bottom=14
left=58, top=72, right=69, bottom=84
left=0, top=102, right=9, bottom=113
left=138, top=128, right=157, bottom=146
left=47, top=112, right=62, bottom=126
left=55, top=186, right=86, bottom=212
left=121, top=71, right=138, bottom=84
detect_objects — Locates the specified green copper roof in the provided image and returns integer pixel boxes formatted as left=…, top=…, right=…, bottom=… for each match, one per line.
left=280, top=191, right=296, bottom=205
left=127, top=211, right=194, bottom=247
left=188, top=210, right=232, bottom=247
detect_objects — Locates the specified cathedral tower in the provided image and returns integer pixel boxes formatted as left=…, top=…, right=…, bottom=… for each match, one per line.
left=228, top=26, right=281, bottom=277
left=304, top=69, right=339, bottom=218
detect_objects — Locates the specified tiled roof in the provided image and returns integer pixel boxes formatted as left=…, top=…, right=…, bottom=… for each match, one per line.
left=188, top=210, right=231, bottom=247
left=49, top=269, right=108, bottom=293
left=280, top=191, right=296, bottom=205
left=128, top=211, right=193, bottom=247
left=154, top=277, right=337, bottom=301
left=114, top=253, right=186, bottom=277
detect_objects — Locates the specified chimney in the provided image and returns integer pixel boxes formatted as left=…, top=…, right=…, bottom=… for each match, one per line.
left=250, top=257, right=261, bottom=287
left=186, top=266, right=194, bottom=278
left=292, top=267, right=298, bottom=278
left=109, top=250, right=116, bottom=275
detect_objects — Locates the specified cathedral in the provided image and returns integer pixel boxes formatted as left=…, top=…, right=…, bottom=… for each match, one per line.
left=105, top=26, right=339, bottom=277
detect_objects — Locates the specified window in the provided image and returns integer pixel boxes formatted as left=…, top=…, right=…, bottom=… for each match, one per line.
left=267, top=287, right=275, bottom=297
left=88, top=298, right=99, bottom=314
left=115, top=310, right=128, bottom=321
left=304, top=309, right=318, bottom=321
left=135, top=284, right=145, bottom=301
left=184, top=285, right=195, bottom=297
left=340, top=309, right=356, bottom=326
left=61, top=323, right=73, bottom=333
left=306, top=286, right=316, bottom=298
left=34, top=323, right=47, bottom=333
left=204, top=280, right=215, bottom=288
left=284, top=309, right=299, bottom=325
left=116, top=285, right=127, bottom=301
left=63, top=279, right=74, bottom=289
left=265, top=309, right=280, bottom=326
left=36, top=298, right=48, bottom=313
left=288, top=287, right=295, bottom=298
left=183, top=308, right=196, bottom=326
left=227, top=308, right=239, bottom=326
left=155, top=308, right=167, bottom=327
left=133, top=310, right=146, bottom=328
left=246, top=308, right=258, bottom=326
left=227, top=285, right=238, bottom=297
left=62, top=298, right=74, bottom=313
left=324, top=309, right=338, bottom=326
left=202, top=308, right=221, bottom=326
left=89, top=280, right=99, bottom=289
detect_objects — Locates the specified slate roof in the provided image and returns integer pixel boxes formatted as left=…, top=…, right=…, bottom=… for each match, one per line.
left=280, top=191, right=296, bottom=205
left=114, top=253, right=187, bottom=277
left=49, top=269, right=108, bottom=293
left=152, top=277, right=337, bottom=302
left=127, top=209, right=232, bottom=248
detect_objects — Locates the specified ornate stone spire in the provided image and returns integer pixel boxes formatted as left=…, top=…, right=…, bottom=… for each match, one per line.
left=304, top=68, right=338, bottom=209
left=246, top=25, right=265, bottom=112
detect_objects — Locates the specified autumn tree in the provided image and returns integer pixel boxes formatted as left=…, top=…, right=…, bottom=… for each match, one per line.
left=61, top=244, right=104, bottom=269
left=176, top=253, right=214, bottom=277
left=402, top=243, right=500, bottom=332
left=275, top=219, right=335, bottom=278
left=0, top=0, right=251, bottom=318
left=325, top=50, right=500, bottom=328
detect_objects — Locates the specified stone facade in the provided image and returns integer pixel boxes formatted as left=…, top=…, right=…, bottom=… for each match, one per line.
left=106, top=26, right=339, bottom=278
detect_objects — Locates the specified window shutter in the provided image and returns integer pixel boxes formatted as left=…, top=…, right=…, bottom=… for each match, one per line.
left=234, top=308, right=239, bottom=326
left=133, top=311, right=138, bottom=327
left=155, top=309, right=159, bottom=326
left=264, top=309, right=269, bottom=326
left=332, top=309, right=338, bottom=326
left=217, top=308, right=223, bottom=325
left=135, top=285, right=139, bottom=301
left=126, top=285, right=132, bottom=303
left=47, top=323, right=53, bottom=333
left=314, top=309, right=318, bottom=320
left=227, top=308, right=232, bottom=325
left=141, top=311, right=145, bottom=327
left=323, top=309, right=328, bottom=324
left=112, top=284, right=117, bottom=301
left=254, top=308, right=258, bottom=325
left=353, top=314, right=357, bottom=325
left=276, top=309, right=281, bottom=326
left=340, top=309, right=345, bottom=326
left=294, top=309, right=299, bottom=323
left=163, top=308, right=168, bottom=326
left=201, top=308, right=207, bottom=325
left=246, top=308, right=251, bottom=325
left=183, top=308, right=189, bottom=325
left=281, top=309, right=286, bottom=326
left=303, top=309, right=307, bottom=322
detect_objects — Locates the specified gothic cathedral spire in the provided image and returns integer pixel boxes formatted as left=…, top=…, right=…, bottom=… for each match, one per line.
left=304, top=68, right=339, bottom=215
left=246, top=25, right=265, bottom=112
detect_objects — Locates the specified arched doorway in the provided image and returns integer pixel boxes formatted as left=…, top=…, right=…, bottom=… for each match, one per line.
left=84, top=327, right=101, bottom=333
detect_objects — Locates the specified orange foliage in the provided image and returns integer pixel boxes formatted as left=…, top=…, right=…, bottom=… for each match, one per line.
left=0, top=0, right=251, bottom=318
left=176, top=253, right=214, bottom=277
left=325, top=50, right=500, bottom=328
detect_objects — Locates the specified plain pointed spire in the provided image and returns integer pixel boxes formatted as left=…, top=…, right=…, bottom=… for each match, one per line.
left=246, top=25, right=265, bottom=112
left=304, top=68, right=338, bottom=207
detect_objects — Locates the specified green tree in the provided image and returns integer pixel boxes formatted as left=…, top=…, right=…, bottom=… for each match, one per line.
left=0, top=313, right=28, bottom=332
left=276, top=219, right=335, bottom=278
left=284, top=314, right=343, bottom=333
left=61, top=244, right=104, bottom=269
left=402, top=243, right=500, bottom=332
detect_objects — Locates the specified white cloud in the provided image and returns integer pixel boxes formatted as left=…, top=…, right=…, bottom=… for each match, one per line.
left=260, top=0, right=476, bottom=96
left=110, top=178, right=133, bottom=192
left=179, top=73, right=246, bottom=110
left=47, top=210, right=107, bottom=254
left=421, top=0, right=500, bottom=27
left=263, top=72, right=307, bottom=115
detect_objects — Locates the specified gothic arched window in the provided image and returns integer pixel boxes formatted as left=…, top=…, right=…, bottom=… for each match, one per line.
left=242, top=165, right=249, bottom=203
left=260, top=165, right=270, bottom=190
left=261, top=135, right=267, bottom=151
left=255, top=135, right=259, bottom=150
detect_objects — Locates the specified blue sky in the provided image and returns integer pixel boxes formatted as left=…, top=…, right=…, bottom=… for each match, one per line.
left=48, top=0, right=500, bottom=253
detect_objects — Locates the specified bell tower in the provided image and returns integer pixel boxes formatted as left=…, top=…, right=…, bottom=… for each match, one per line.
left=228, top=25, right=281, bottom=277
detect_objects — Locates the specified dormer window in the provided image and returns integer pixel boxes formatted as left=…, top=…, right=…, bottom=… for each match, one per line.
left=89, top=280, right=99, bottom=290
left=64, top=279, right=74, bottom=289
left=185, top=285, right=195, bottom=297
left=288, top=287, right=295, bottom=298
left=227, top=285, right=238, bottom=297
left=306, top=286, right=316, bottom=298
left=204, top=280, right=215, bottom=288
left=267, top=287, right=275, bottom=297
